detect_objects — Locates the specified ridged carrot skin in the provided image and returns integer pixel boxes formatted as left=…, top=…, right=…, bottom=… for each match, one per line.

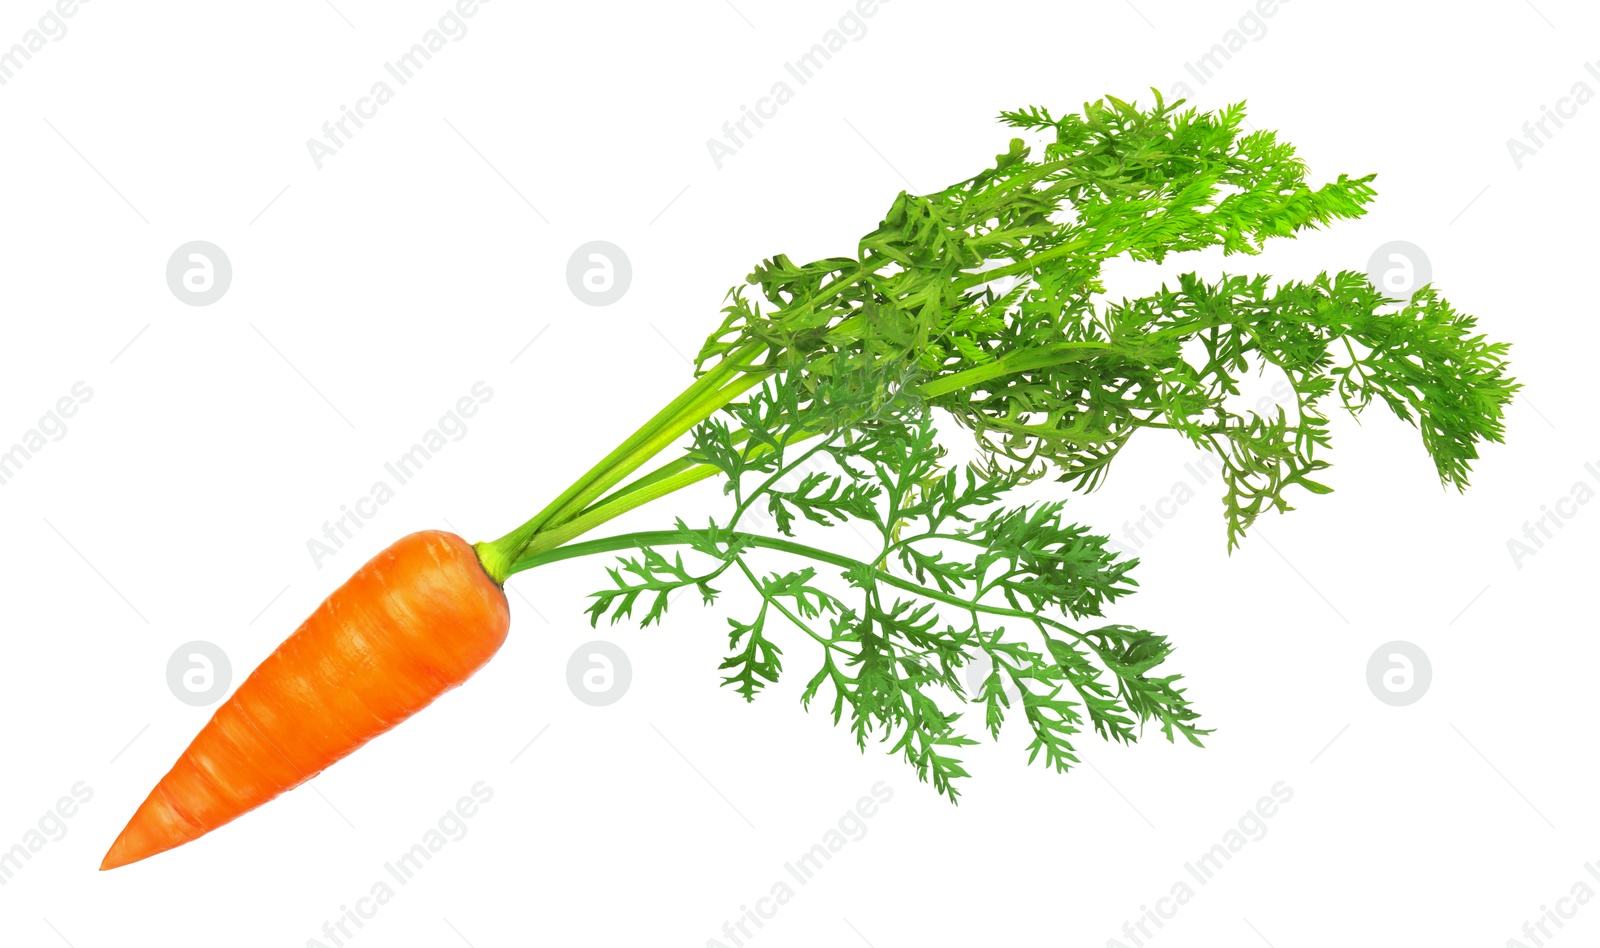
left=101, top=530, right=510, bottom=871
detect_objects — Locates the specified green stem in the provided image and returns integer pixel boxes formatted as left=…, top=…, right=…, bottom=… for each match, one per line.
left=918, top=340, right=1150, bottom=398
left=509, top=424, right=833, bottom=564
left=477, top=342, right=768, bottom=582
left=505, top=465, right=721, bottom=562
left=567, top=424, right=780, bottom=520
left=950, top=236, right=1093, bottom=293
left=478, top=267, right=884, bottom=584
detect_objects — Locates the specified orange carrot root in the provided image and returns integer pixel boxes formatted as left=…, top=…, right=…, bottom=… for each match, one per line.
left=101, top=530, right=509, bottom=871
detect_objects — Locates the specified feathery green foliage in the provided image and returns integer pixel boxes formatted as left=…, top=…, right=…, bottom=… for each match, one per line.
left=484, top=92, right=1516, bottom=801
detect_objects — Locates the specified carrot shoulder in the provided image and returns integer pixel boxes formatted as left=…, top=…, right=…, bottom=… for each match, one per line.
left=101, top=530, right=510, bottom=871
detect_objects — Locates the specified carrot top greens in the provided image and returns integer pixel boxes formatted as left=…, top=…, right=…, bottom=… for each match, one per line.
left=477, top=92, right=1516, bottom=800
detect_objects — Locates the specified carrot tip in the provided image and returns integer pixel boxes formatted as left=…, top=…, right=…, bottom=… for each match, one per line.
left=99, top=819, right=165, bottom=871
left=100, top=835, right=135, bottom=871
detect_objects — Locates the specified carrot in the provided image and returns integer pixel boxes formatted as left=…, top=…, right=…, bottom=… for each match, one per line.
left=100, top=530, right=508, bottom=870
left=103, top=95, right=1517, bottom=868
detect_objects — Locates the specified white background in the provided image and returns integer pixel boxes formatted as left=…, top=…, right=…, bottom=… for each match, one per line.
left=0, top=1, right=1594, bottom=945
